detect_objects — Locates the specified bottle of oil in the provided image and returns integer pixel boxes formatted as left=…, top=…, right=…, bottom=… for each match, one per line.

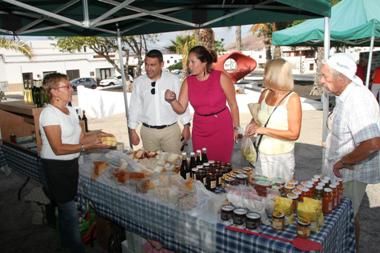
left=180, top=152, right=190, bottom=180
left=81, top=110, right=88, bottom=132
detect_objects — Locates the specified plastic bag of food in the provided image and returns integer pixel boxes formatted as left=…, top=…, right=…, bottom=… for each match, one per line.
left=241, top=136, right=257, bottom=164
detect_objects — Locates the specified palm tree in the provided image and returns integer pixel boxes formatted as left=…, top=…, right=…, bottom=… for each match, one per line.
left=0, top=37, right=32, bottom=58
left=251, top=23, right=273, bottom=61
left=194, top=28, right=215, bottom=51
left=166, top=34, right=197, bottom=74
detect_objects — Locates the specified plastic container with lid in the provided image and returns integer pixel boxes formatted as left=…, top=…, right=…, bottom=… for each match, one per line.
left=220, top=205, right=234, bottom=221
left=235, top=173, right=248, bottom=185
left=233, top=208, right=247, bottom=225
left=245, top=212, right=261, bottom=230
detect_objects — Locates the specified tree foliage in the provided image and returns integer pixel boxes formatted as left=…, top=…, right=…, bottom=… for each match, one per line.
left=55, top=35, right=157, bottom=77
left=0, top=37, right=33, bottom=58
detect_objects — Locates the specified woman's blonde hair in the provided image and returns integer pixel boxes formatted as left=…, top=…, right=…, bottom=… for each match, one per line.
left=263, top=58, right=294, bottom=91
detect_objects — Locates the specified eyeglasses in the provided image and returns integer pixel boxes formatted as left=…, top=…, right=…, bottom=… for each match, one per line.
left=150, top=81, right=156, bottom=95
left=55, top=85, right=73, bottom=90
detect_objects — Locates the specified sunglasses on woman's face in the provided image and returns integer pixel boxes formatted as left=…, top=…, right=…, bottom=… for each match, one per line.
left=151, top=81, right=156, bottom=95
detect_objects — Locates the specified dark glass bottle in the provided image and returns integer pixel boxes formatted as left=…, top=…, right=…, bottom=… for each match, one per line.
left=201, top=147, right=208, bottom=163
left=180, top=152, right=190, bottom=180
left=75, top=109, right=81, bottom=120
left=82, top=110, right=88, bottom=132
left=196, top=149, right=202, bottom=165
left=189, top=152, right=196, bottom=170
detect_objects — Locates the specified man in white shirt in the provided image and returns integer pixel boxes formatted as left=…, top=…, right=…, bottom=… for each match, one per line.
left=128, top=50, right=191, bottom=153
left=320, top=53, right=380, bottom=247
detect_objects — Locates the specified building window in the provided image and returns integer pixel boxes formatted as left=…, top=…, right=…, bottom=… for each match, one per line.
left=66, top=69, right=80, bottom=80
left=309, top=63, right=314, bottom=71
left=174, top=60, right=177, bottom=63
left=167, top=60, right=170, bottom=64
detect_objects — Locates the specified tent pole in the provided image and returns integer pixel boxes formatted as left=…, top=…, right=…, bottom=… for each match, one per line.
left=365, top=29, right=375, bottom=88
left=116, top=24, right=132, bottom=148
left=321, top=16, right=331, bottom=167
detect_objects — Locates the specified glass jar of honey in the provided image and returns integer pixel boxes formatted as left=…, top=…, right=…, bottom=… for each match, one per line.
left=329, top=183, right=338, bottom=209
left=297, top=219, right=311, bottom=238
left=272, top=211, right=285, bottom=230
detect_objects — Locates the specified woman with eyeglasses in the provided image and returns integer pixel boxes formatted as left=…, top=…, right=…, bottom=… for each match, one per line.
left=165, top=45, right=240, bottom=163
left=39, top=73, right=111, bottom=253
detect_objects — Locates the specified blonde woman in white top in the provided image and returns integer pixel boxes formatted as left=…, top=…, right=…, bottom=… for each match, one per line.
left=246, top=59, right=302, bottom=181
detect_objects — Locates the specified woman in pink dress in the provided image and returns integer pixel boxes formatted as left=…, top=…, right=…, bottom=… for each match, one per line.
left=165, top=46, right=240, bottom=162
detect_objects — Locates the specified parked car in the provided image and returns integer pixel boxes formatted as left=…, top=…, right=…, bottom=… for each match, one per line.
left=99, top=75, right=133, bottom=87
left=70, top=77, right=97, bottom=90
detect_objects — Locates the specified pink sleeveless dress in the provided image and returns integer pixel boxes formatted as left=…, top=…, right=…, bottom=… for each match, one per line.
left=187, top=70, right=234, bottom=162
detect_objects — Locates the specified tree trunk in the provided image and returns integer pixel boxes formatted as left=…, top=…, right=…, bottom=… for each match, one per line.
left=235, top=26, right=242, bottom=51
left=273, top=46, right=281, bottom=59
left=310, top=47, right=324, bottom=96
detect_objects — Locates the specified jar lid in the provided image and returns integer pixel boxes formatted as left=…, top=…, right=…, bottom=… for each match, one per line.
left=288, top=179, right=299, bottom=185
left=246, top=212, right=261, bottom=220
left=272, top=211, right=284, bottom=218
left=221, top=205, right=234, bottom=212
left=297, top=219, right=310, bottom=226
left=236, top=173, right=248, bottom=179
left=315, top=186, right=323, bottom=190
left=287, top=192, right=299, bottom=200
left=324, top=187, right=332, bottom=193
left=192, top=168, right=198, bottom=172
left=285, top=184, right=295, bottom=190
left=233, top=208, right=248, bottom=215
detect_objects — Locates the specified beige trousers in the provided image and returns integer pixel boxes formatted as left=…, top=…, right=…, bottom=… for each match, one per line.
left=140, top=123, right=181, bottom=154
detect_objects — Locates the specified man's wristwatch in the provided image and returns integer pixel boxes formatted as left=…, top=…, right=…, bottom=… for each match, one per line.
left=80, top=144, right=85, bottom=152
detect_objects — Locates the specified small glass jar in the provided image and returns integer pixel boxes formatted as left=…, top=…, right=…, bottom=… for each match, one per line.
left=336, top=178, right=344, bottom=204
left=206, top=172, right=217, bottom=191
left=233, top=208, right=247, bottom=226
left=245, top=212, right=261, bottom=230
left=297, top=219, right=311, bottom=238
left=216, top=168, right=224, bottom=187
left=314, top=185, right=324, bottom=200
left=235, top=173, right=248, bottom=185
left=220, top=205, right=234, bottom=221
left=330, top=183, right=338, bottom=209
left=191, top=168, right=198, bottom=180
left=272, top=211, right=285, bottom=230
left=196, top=169, right=206, bottom=185
left=287, top=192, right=299, bottom=214
left=322, top=188, right=333, bottom=214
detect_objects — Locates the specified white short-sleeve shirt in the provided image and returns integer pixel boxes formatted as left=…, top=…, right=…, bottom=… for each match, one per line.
left=39, top=104, right=82, bottom=160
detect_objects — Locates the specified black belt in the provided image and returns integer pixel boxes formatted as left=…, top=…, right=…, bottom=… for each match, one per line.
left=196, top=107, right=227, bottom=117
left=142, top=122, right=176, bottom=129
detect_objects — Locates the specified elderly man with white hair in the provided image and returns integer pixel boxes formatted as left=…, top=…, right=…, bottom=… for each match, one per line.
left=320, top=53, right=380, bottom=248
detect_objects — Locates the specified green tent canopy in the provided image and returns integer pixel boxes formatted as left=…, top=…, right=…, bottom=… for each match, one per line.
left=0, top=0, right=330, bottom=37
left=272, top=0, right=380, bottom=46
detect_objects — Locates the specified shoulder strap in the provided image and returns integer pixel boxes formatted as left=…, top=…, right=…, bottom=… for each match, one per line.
left=255, top=91, right=293, bottom=150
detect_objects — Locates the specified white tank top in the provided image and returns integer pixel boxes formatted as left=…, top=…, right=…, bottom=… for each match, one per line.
left=257, top=91, right=295, bottom=155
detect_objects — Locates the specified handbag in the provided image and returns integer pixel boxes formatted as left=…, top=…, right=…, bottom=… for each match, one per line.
left=253, top=91, right=293, bottom=162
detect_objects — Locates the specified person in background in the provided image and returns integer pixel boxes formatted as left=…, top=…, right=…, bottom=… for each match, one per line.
left=371, top=66, right=380, bottom=102
left=128, top=49, right=191, bottom=154
left=320, top=53, right=380, bottom=248
left=40, top=73, right=111, bottom=253
left=245, top=58, right=302, bottom=181
left=355, top=56, right=367, bottom=84
left=165, top=45, right=240, bottom=163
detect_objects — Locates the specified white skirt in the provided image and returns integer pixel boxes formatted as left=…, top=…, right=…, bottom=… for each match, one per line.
left=255, top=150, right=295, bottom=181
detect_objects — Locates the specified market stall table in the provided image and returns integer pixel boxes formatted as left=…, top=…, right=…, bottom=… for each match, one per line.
left=0, top=146, right=356, bottom=253
left=78, top=152, right=356, bottom=253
